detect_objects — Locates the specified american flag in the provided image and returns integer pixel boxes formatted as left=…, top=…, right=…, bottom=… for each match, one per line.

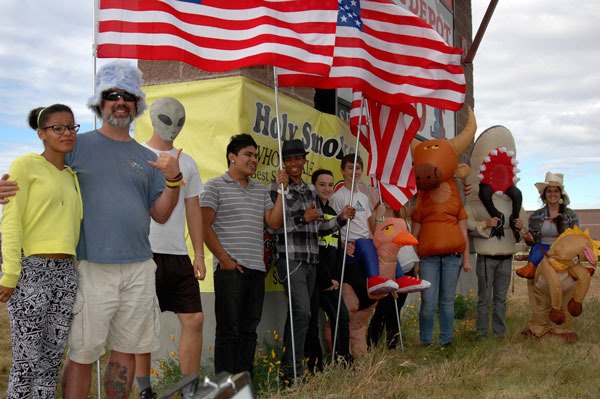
left=350, top=91, right=418, bottom=209
left=96, top=0, right=338, bottom=75
left=279, top=0, right=466, bottom=110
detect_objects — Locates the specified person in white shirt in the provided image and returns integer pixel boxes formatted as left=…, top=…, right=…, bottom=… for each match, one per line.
left=134, top=98, right=205, bottom=399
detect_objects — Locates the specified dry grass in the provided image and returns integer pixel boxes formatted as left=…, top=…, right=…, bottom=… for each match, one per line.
left=0, top=268, right=599, bottom=398
left=264, top=271, right=600, bottom=399
left=0, top=307, right=10, bottom=396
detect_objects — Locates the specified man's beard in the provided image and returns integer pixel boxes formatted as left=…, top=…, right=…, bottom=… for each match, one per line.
left=105, top=113, right=133, bottom=128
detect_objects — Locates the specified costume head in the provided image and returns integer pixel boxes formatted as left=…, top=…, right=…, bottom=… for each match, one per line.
left=411, top=107, right=476, bottom=191
left=281, top=139, right=308, bottom=160
left=150, top=97, right=186, bottom=141
left=535, top=171, right=570, bottom=206
left=87, top=60, right=147, bottom=119
left=466, top=125, right=523, bottom=240
left=372, top=218, right=418, bottom=260
left=526, top=226, right=600, bottom=342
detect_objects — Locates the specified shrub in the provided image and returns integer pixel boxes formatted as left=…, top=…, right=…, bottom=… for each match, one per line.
left=454, top=289, right=477, bottom=320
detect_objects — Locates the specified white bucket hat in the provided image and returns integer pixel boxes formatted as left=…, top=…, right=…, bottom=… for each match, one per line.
left=87, top=60, right=147, bottom=118
left=535, top=171, right=570, bottom=205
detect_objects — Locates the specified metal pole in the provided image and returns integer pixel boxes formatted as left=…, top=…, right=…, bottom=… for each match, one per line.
left=332, top=95, right=365, bottom=362
left=393, top=294, right=404, bottom=351
left=272, top=67, right=297, bottom=383
left=373, top=179, right=404, bottom=352
left=373, top=179, right=404, bottom=351
left=92, top=0, right=102, bottom=394
left=464, top=0, right=499, bottom=63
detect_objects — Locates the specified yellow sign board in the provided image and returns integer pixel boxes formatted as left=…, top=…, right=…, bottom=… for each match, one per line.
left=135, top=76, right=366, bottom=292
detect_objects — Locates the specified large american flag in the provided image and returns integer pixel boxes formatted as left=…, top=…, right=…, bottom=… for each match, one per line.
left=350, top=91, right=418, bottom=209
left=96, top=0, right=338, bottom=75
left=279, top=0, right=466, bottom=110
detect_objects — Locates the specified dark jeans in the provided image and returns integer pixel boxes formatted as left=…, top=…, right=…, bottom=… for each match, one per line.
left=214, top=265, right=265, bottom=375
left=305, top=287, right=350, bottom=372
left=367, top=269, right=414, bottom=349
left=476, top=255, right=512, bottom=337
left=367, top=293, right=409, bottom=349
left=277, top=259, right=316, bottom=381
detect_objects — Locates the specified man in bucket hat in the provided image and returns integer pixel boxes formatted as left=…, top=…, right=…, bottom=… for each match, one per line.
left=56, top=61, right=182, bottom=398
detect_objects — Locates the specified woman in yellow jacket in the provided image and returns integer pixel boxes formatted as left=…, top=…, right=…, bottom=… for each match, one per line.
left=0, top=104, right=82, bottom=398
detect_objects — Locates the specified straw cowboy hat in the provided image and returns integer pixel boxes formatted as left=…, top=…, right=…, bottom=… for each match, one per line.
left=535, top=171, right=570, bottom=205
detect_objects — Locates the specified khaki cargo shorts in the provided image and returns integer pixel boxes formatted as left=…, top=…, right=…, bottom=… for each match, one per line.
left=67, top=259, right=161, bottom=364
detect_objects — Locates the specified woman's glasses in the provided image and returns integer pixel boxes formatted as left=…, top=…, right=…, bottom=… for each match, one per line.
left=42, top=124, right=80, bottom=134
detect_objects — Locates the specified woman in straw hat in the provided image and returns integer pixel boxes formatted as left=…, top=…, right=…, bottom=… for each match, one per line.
left=515, top=172, right=579, bottom=278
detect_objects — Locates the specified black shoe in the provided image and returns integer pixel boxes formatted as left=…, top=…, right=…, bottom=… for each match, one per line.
left=140, top=387, right=157, bottom=399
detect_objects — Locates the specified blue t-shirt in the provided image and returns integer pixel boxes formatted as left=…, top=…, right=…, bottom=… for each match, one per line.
left=66, top=130, right=165, bottom=263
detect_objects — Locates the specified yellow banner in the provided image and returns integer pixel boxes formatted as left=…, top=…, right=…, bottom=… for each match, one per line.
left=135, top=76, right=366, bottom=292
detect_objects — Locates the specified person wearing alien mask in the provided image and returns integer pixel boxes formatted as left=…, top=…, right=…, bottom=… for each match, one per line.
left=134, top=97, right=206, bottom=399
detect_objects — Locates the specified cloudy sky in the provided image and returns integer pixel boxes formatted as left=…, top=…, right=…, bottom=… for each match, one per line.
left=0, top=0, right=599, bottom=211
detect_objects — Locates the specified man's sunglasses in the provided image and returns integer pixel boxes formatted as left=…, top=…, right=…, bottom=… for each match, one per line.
left=102, top=91, right=138, bottom=102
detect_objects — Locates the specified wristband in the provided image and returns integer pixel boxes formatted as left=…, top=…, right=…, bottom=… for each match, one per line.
left=277, top=187, right=289, bottom=195
left=167, top=172, right=183, bottom=182
left=166, top=180, right=182, bottom=188
left=195, top=253, right=205, bottom=258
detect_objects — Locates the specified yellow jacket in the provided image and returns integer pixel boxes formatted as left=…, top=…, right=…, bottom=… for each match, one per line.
left=0, top=154, right=82, bottom=287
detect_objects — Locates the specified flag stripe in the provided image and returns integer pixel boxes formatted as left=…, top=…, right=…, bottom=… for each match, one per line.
left=379, top=183, right=416, bottom=210
left=377, top=103, right=418, bottom=187
left=285, top=69, right=464, bottom=110
left=279, top=0, right=466, bottom=110
left=333, top=37, right=464, bottom=76
left=98, top=6, right=337, bottom=37
left=97, top=0, right=338, bottom=74
left=350, top=91, right=418, bottom=209
left=97, top=29, right=334, bottom=64
left=98, top=24, right=325, bottom=55
left=97, top=43, right=335, bottom=74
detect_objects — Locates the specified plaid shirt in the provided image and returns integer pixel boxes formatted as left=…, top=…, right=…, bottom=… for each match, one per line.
left=268, top=179, right=344, bottom=264
left=527, top=205, right=578, bottom=244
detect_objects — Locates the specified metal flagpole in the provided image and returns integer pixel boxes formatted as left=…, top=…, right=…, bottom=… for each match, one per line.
left=372, top=178, right=404, bottom=352
left=92, top=0, right=98, bottom=132
left=365, top=102, right=404, bottom=351
left=92, top=0, right=102, bottom=394
left=331, top=94, right=365, bottom=362
left=272, top=67, right=297, bottom=383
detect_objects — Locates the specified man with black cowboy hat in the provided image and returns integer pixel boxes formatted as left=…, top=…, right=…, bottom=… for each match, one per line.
left=268, top=139, right=355, bottom=385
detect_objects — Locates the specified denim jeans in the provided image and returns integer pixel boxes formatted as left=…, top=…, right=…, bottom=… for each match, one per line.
left=305, top=286, right=350, bottom=371
left=277, top=259, right=316, bottom=381
left=419, top=254, right=462, bottom=345
left=528, top=243, right=550, bottom=266
left=214, top=265, right=265, bottom=375
left=368, top=270, right=413, bottom=349
left=475, top=255, right=512, bottom=337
